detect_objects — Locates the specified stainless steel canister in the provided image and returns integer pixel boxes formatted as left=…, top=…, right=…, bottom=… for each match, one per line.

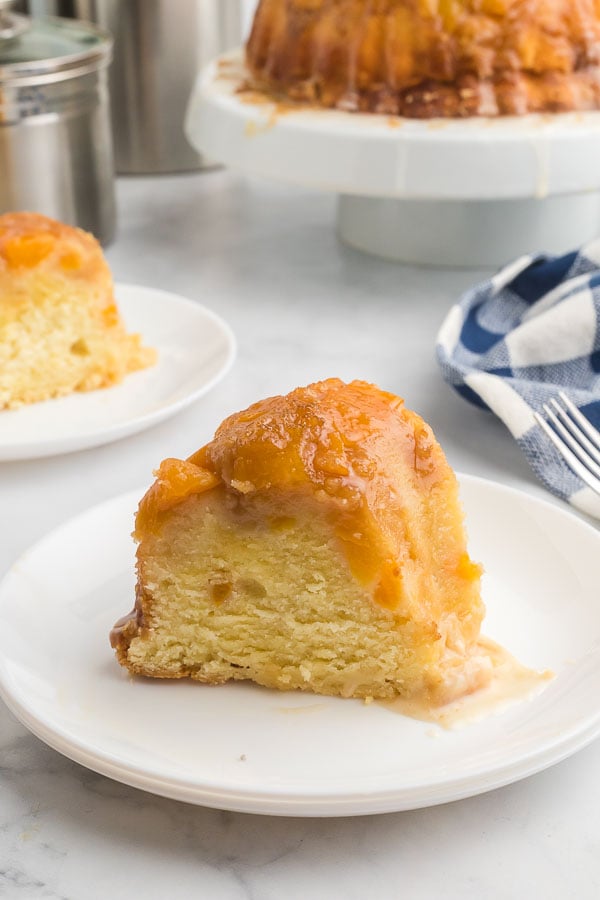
left=0, top=3, right=115, bottom=243
left=44, top=0, right=243, bottom=174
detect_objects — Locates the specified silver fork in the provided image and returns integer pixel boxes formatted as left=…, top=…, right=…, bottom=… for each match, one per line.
left=534, top=392, right=600, bottom=496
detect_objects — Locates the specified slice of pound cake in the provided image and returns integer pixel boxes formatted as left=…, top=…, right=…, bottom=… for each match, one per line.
left=0, top=212, right=155, bottom=409
left=111, top=379, right=489, bottom=703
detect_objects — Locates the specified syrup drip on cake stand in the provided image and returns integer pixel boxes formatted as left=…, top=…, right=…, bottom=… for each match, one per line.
left=186, top=51, right=600, bottom=268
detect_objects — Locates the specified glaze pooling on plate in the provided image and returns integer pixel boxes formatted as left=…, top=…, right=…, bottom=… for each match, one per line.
left=0, top=476, right=598, bottom=816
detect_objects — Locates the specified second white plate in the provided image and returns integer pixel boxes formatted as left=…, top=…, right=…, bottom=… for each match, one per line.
left=0, top=475, right=599, bottom=816
left=0, top=283, right=236, bottom=460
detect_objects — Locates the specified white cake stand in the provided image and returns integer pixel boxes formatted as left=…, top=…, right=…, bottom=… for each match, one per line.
left=186, top=51, right=600, bottom=267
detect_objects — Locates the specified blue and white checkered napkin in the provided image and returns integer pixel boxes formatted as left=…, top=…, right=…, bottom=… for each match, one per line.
left=436, top=243, right=600, bottom=520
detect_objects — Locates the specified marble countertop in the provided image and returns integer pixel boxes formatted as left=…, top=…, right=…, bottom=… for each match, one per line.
left=1, top=171, right=599, bottom=899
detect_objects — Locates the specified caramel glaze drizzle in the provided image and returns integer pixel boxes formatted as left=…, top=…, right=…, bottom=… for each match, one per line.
left=244, top=0, right=600, bottom=117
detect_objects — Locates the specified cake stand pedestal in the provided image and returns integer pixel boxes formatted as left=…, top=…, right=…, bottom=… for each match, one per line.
left=186, top=52, right=600, bottom=267
left=338, top=194, right=600, bottom=267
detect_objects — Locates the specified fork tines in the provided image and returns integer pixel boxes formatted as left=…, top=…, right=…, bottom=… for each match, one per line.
left=534, top=391, right=600, bottom=496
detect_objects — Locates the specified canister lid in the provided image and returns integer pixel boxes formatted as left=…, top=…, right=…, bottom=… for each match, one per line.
left=0, top=5, right=111, bottom=85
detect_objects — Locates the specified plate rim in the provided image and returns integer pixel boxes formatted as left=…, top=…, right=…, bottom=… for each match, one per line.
left=2, top=684, right=600, bottom=816
left=1, top=473, right=599, bottom=816
left=0, top=282, right=237, bottom=461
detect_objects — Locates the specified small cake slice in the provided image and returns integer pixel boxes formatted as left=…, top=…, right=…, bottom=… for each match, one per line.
left=111, top=379, right=488, bottom=703
left=0, top=212, right=155, bottom=410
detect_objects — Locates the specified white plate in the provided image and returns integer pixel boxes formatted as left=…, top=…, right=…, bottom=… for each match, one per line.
left=0, top=283, right=236, bottom=460
left=1, top=474, right=599, bottom=817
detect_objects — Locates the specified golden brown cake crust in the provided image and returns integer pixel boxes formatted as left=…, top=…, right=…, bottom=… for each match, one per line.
left=135, top=378, right=452, bottom=548
left=246, top=0, right=600, bottom=116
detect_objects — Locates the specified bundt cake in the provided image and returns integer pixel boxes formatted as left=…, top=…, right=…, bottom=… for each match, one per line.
left=111, top=379, right=491, bottom=705
left=0, top=212, right=156, bottom=410
left=246, top=0, right=600, bottom=117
